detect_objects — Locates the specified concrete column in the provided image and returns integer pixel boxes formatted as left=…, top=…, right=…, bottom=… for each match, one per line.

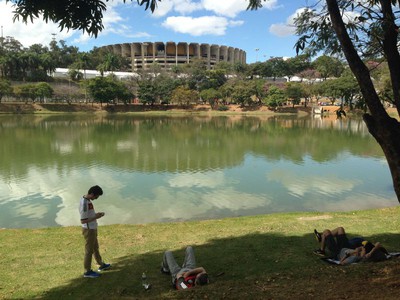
left=130, top=44, right=135, bottom=72
left=142, top=43, right=148, bottom=70
left=206, top=44, right=211, bottom=69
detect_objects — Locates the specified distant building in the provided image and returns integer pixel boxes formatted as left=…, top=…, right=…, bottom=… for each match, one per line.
left=99, top=41, right=246, bottom=71
left=51, top=68, right=139, bottom=79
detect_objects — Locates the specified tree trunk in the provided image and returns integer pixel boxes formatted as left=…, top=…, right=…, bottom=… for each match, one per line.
left=363, top=114, right=400, bottom=202
left=326, top=0, right=400, bottom=202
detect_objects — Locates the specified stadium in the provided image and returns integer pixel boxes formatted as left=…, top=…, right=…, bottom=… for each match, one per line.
left=99, top=41, right=246, bottom=71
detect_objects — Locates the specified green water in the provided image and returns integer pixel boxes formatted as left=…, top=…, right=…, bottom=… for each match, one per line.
left=0, top=114, right=396, bottom=228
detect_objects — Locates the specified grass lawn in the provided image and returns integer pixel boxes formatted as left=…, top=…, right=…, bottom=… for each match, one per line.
left=1, top=207, right=400, bottom=299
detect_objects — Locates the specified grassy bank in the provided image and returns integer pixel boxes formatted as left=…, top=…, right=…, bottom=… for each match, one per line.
left=1, top=207, right=400, bottom=299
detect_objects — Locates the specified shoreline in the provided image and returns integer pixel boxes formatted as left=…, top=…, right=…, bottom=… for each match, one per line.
left=1, top=204, right=398, bottom=230
left=1, top=102, right=396, bottom=118
left=0, top=102, right=327, bottom=115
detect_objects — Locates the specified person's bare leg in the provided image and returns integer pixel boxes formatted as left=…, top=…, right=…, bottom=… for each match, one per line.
left=319, top=229, right=332, bottom=251
left=330, top=227, right=345, bottom=237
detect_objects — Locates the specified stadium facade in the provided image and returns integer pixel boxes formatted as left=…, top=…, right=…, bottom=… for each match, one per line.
left=100, top=42, right=246, bottom=71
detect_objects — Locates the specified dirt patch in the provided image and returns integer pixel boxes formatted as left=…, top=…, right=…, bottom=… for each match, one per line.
left=0, top=103, right=36, bottom=113
left=297, top=215, right=333, bottom=221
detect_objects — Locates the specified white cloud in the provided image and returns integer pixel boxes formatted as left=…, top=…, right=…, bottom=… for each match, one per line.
left=262, top=0, right=280, bottom=10
left=53, top=168, right=270, bottom=226
left=304, top=194, right=397, bottom=212
left=176, top=0, right=204, bottom=14
left=118, top=186, right=271, bottom=224
left=201, top=0, right=248, bottom=18
left=152, top=0, right=249, bottom=18
left=162, top=16, right=232, bottom=36
left=72, top=2, right=153, bottom=46
left=229, top=20, right=245, bottom=27
left=269, top=8, right=305, bottom=37
left=152, top=0, right=279, bottom=19
left=267, top=169, right=359, bottom=197
left=71, top=34, right=91, bottom=45
left=168, top=171, right=226, bottom=188
left=149, top=0, right=203, bottom=17
left=0, top=0, right=73, bottom=48
left=269, top=23, right=295, bottom=37
left=152, top=0, right=175, bottom=17
left=342, top=10, right=361, bottom=23
left=202, top=0, right=279, bottom=18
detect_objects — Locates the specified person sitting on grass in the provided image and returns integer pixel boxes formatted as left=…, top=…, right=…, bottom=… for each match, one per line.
left=361, top=240, right=389, bottom=262
left=313, top=227, right=388, bottom=265
left=161, top=246, right=209, bottom=290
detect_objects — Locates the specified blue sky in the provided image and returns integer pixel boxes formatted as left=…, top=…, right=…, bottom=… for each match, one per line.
left=0, top=0, right=309, bottom=63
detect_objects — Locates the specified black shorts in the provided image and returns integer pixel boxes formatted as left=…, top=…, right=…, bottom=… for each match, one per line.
left=325, top=234, right=350, bottom=258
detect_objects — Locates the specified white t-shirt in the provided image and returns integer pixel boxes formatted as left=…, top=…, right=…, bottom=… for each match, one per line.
left=79, top=197, right=97, bottom=229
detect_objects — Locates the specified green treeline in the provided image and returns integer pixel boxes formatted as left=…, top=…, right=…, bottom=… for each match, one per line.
left=0, top=37, right=394, bottom=110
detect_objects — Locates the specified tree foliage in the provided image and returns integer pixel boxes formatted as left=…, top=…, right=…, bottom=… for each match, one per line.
left=6, top=0, right=166, bottom=37
left=263, top=84, right=286, bottom=107
left=170, top=86, right=198, bottom=106
left=87, top=76, right=133, bottom=104
left=35, top=82, right=54, bottom=102
left=285, top=82, right=305, bottom=107
left=312, top=55, right=344, bottom=80
left=8, top=0, right=109, bottom=37
left=0, top=79, right=13, bottom=102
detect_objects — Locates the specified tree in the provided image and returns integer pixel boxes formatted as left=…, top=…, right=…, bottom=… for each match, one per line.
left=137, top=74, right=178, bottom=105
left=35, top=82, right=54, bottom=103
left=153, top=75, right=178, bottom=104
left=87, top=76, right=132, bottom=105
left=170, top=86, right=198, bottom=106
left=0, top=79, right=13, bottom=103
left=68, top=68, right=83, bottom=82
left=8, top=0, right=108, bottom=37
left=330, top=71, right=361, bottom=109
left=97, top=53, right=122, bottom=76
left=291, top=0, right=400, bottom=202
left=264, top=57, right=291, bottom=80
left=14, top=83, right=37, bottom=103
left=263, top=85, right=286, bottom=108
left=312, top=55, right=344, bottom=80
left=137, top=79, right=157, bottom=105
left=202, top=69, right=227, bottom=90
left=0, top=36, right=24, bottom=79
left=285, top=82, right=305, bottom=107
left=286, top=54, right=311, bottom=77
left=199, top=88, right=222, bottom=108
left=230, top=81, right=254, bottom=107
left=247, top=62, right=269, bottom=78
left=7, top=0, right=164, bottom=37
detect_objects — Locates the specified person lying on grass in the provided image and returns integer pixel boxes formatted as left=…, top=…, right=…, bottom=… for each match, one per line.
left=161, top=246, right=209, bottom=290
left=313, top=227, right=388, bottom=265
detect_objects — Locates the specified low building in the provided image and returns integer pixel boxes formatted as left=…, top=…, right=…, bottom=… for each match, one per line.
left=51, top=68, right=139, bottom=79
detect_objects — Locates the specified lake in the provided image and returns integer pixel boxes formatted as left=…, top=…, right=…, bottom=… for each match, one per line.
left=0, top=113, right=397, bottom=229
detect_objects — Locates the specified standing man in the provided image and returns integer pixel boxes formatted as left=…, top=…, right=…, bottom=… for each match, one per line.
left=79, top=185, right=111, bottom=278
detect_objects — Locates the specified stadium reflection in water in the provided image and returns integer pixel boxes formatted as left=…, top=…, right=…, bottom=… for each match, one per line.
left=0, top=114, right=396, bottom=228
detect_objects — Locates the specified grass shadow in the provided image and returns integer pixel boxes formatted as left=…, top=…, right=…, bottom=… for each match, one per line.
left=39, top=231, right=400, bottom=300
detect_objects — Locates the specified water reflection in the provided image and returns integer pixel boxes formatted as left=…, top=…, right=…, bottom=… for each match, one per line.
left=0, top=114, right=396, bottom=228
